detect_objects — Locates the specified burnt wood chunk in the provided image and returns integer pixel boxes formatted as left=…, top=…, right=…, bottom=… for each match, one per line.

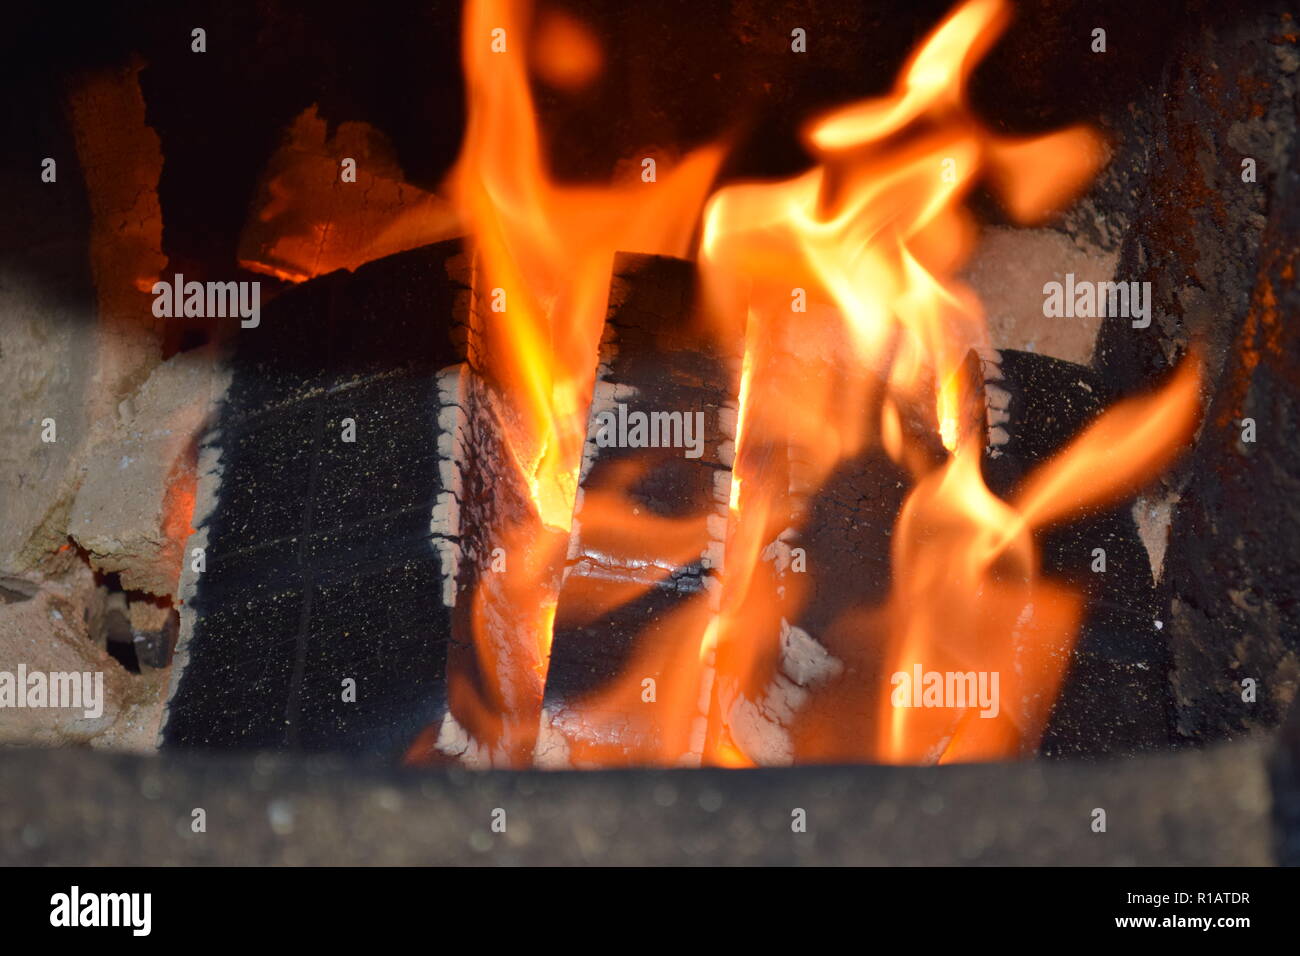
left=973, top=349, right=1174, bottom=756
left=540, top=254, right=738, bottom=764
left=161, top=241, right=466, bottom=758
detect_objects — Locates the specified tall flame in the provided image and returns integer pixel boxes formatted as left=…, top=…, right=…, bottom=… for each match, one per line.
left=696, top=0, right=1192, bottom=767
left=452, top=0, right=723, bottom=528
left=406, top=0, right=1200, bottom=768
left=439, top=0, right=724, bottom=764
left=881, top=356, right=1200, bottom=763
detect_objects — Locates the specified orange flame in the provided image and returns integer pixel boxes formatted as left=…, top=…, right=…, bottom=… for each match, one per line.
left=533, top=9, right=603, bottom=92
left=696, top=0, right=1188, bottom=767
left=881, top=356, right=1200, bottom=763
left=436, top=0, right=724, bottom=765
left=451, top=0, right=723, bottom=526
left=414, top=0, right=1200, bottom=768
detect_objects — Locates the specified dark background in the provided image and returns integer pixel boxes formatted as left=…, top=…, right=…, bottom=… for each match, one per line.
left=1, top=0, right=1185, bottom=283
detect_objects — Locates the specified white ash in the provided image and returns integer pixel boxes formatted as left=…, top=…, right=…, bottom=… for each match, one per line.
left=725, top=619, right=844, bottom=766
left=433, top=710, right=495, bottom=769
left=974, top=347, right=1009, bottom=457
left=532, top=707, right=573, bottom=769
left=716, top=402, right=739, bottom=444
left=430, top=364, right=469, bottom=607
left=984, top=382, right=1012, bottom=431
left=1133, top=492, right=1179, bottom=584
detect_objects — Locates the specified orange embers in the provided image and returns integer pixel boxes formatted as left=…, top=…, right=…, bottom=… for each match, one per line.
left=239, top=106, right=460, bottom=283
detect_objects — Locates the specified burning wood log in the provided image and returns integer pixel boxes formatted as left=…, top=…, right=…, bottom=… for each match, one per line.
left=427, top=256, right=574, bottom=768
left=705, top=337, right=1179, bottom=764
left=704, top=309, right=940, bottom=766
left=536, top=253, right=738, bottom=767
left=148, top=0, right=1233, bottom=773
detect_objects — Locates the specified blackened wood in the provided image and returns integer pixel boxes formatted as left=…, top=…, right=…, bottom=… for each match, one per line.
left=424, top=252, right=575, bottom=768
left=161, top=241, right=465, bottom=758
left=973, top=348, right=1173, bottom=756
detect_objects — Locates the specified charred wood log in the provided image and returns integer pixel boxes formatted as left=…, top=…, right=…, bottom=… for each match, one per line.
left=972, top=349, right=1174, bottom=756
left=540, top=254, right=738, bottom=765
left=161, top=241, right=467, bottom=758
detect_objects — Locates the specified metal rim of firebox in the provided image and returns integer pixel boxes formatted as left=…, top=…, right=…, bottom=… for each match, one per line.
left=1, top=723, right=1295, bottom=865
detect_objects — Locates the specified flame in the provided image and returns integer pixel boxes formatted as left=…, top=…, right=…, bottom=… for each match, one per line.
left=695, top=0, right=1190, bottom=767
left=881, top=357, right=1200, bottom=763
left=452, top=0, right=723, bottom=526
left=533, top=9, right=603, bottom=92
left=435, top=0, right=724, bottom=765
left=407, top=0, right=1200, bottom=768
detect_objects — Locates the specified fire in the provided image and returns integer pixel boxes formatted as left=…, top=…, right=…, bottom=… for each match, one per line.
left=391, top=0, right=1199, bottom=767
left=532, top=9, right=603, bottom=91
left=695, top=0, right=1142, bottom=766
left=881, top=356, right=1200, bottom=763
left=451, top=0, right=723, bottom=527
left=435, top=0, right=724, bottom=765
